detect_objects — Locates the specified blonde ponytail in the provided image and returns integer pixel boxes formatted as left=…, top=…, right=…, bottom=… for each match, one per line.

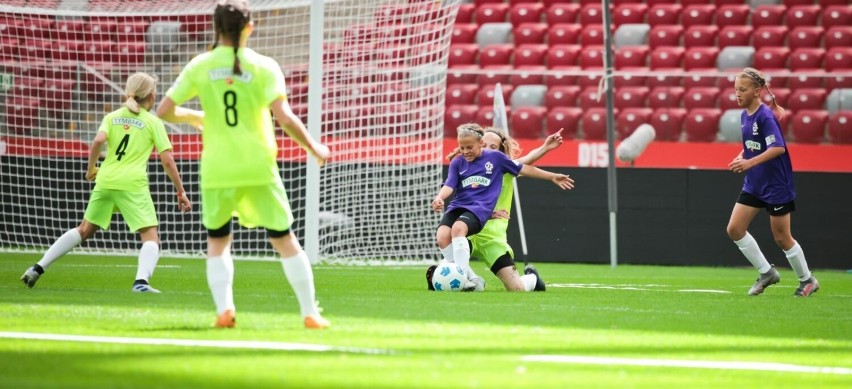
left=124, top=72, right=157, bottom=114
left=739, top=67, right=785, bottom=121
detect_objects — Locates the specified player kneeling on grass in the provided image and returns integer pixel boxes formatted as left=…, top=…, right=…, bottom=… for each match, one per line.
left=427, top=127, right=567, bottom=292
left=21, top=72, right=192, bottom=293
left=431, top=124, right=573, bottom=291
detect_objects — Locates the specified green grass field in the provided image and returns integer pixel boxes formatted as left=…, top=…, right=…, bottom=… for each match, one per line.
left=1, top=252, right=850, bottom=388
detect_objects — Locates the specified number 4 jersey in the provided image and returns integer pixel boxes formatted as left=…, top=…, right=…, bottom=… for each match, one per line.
left=166, top=46, right=289, bottom=189
left=95, top=106, right=172, bottom=192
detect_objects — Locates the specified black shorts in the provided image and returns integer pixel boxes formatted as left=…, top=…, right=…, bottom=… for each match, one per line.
left=737, top=192, right=795, bottom=216
left=439, top=208, right=483, bottom=236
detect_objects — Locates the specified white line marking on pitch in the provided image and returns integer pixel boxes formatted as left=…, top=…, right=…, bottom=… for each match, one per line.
left=521, top=355, right=852, bottom=375
left=65, top=264, right=182, bottom=269
left=548, top=283, right=731, bottom=294
left=0, top=332, right=392, bottom=355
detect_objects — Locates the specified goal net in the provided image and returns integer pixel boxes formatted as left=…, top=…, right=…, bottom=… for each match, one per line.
left=0, top=0, right=459, bottom=263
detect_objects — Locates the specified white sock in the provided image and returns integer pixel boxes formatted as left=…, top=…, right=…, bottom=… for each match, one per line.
left=451, top=236, right=472, bottom=277
left=784, top=242, right=812, bottom=281
left=135, top=241, right=159, bottom=282
left=37, top=228, right=83, bottom=270
left=282, top=251, right=319, bottom=318
left=206, top=255, right=235, bottom=315
left=440, top=245, right=454, bottom=263
left=520, top=274, right=537, bottom=292
left=734, top=232, right=772, bottom=274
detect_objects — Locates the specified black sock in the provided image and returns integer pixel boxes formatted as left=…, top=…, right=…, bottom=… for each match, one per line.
left=133, top=279, right=149, bottom=285
left=32, top=264, right=44, bottom=274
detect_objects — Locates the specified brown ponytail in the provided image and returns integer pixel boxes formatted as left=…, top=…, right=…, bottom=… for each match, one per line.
left=214, top=0, right=251, bottom=76
left=739, top=67, right=786, bottom=120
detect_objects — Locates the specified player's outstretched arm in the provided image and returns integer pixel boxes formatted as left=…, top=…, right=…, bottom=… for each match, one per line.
left=518, top=165, right=574, bottom=190
left=517, top=128, right=564, bottom=166
left=85, top=132, right=107, bottom=181
left=158, top=149, right=192, bottom=213
left=156, top=97, right=204, bottom=131
left=270, top=97, right=329, bottom=166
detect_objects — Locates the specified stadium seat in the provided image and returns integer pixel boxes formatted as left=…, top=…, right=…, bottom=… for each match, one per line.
left=614, top=86, right=650, bottom=109
left=479, top=44, right=513, bottom=67
left=649, top=86, right=685, bottom=109
left=579, top=4, right=605, bottom=25
left=581, top=108, right=609, bottom=140
left=513, top=23, right=548, bottom=45
left=114, top=20, right=148, bottom=42
left=650, top=46, right=684, bottom=69
left=789, top=48, right=825, bottom=71
left=578, top=72, right=604, bottom=89
left=648, top=25, right=683, bottom=49
left=788, top=73, right=825, bottom=90
left=0, top=37, right=20, bottom=61
left=546, top=44, right=581, bottom=68
left=475, top=3, right=510, bottom=25
left=752, top=5, right=787, bottom=29
left=753, top=26, right=789, bottom=50
left=54, top=19, right=85, bottom=41
left=718, top=26, right=753, bottom=48
left=510, top=85, right=547, bottom=108
left=476, top=84, right=514, bottom=108
left=546, top=107, right=583, bottom=138
left=719, top=90, right=740, bottom=111
left=648, top=74, right=682, bottom=89
left=683, top=108, right=722, bottom=142
left=825, top=27, right=852, bottom=50
left=448, top=44, right=479, bottom=67
left=615, top=46, right=649, bottom=69
left=479, top=65, right=513, bottom=87
left=476, top=23, right=513, bottom=47
left=647, top=4, right=681, bottom=26
left=444, top=105, right=479, bottom=137
left=754, top=47, right=790, bottom=70
left=685, top=87, right=720, bottom=109
left=828, top=111, right=852, bottom=144
left=114, top=41, right=146, bottom=65
left=827, top=76, right=852, bottom=91
left=84, top=18, right=116, bottom=41
left=20, top=38, right=53, bottom=60
left=760, top=87, right=790, bottom=109
left=616, top=108, right=654, bottom=140
left=788, top=26, right=824, bottom=51
left=717, top=109, right=743, bottom=143
left=684, top=25, right=718, bottom=48
left=790, top=110, right=828, bottom=144
left=581, top=24, right=605, bottom=46
left=682, top=5, right=715, bottom=28
left=456, top=3, right=475, bottom=24
left=43, top=78, right=75, bottom=110
left=614, top=4, right=648, bottom=26
left=716, top=5, right=750, bottom=27
left=447, top=64, right=479, bottom=85
left=20, top=16, right=53, bottom=40
left=545, top=66, right=582, bottom=87
left=5, top=96, right=42, bottom=135
left=475, top=105, right=502, bottom=128
left=547, top=23, right=582, bottom=45
left=511, top=65, right=546, bottom=86
left=684, top=73, right=720, bottom=89
left=545, top=85, right=581, bottom=110
left=684, top=47, right=719, bottom=70
left=445, top=84, right=479, bottom=107
left=514, top=44, right=549, bottom=67
left=826, top=88, right=852, bottom=114
left=546, top=3, right=581, bottom=25
left=787, top=5, right=821, bottom=28
left=823, top=6, right=852, bottom=30
left=579, top=46, right=604, bottom=69
left=579, top=86, right=606, bottom=110
left=614, top=24, right=651, bottom=48
left=615, top=70, right=650, bottom=88
left=788, top=88, right=828, bottom=111
left=717, top=46, right=755, bottom=71
left=452, top=23, right=478, bottom=44
left=826, top=48, right=852, bottom=72
left=509, top=3, right=545, bottom=26
left=52, top=39, right=83, bottom=62
left=510, top=107, right=547, bottom=138
left=650, top=108, right=687, bottom=141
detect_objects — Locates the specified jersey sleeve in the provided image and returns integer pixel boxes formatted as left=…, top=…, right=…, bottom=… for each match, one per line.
left=759, top=111, right=785, bottom=148
left=97, top=113, right=110, bottom=134
left=263, top=58, right=288, bottom=107
left=166, top=59, right=198, bottom=105
left=497, top=151, right=523, bottom=177
left=444, top=157, right=460, bottom=189
left=152, top=118, right=173, bottom=154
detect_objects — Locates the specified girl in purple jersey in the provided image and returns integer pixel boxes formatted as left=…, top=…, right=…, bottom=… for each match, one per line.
left=431, top=123, right=573, bottom=289
left=726, top=67, right=819, bottom=297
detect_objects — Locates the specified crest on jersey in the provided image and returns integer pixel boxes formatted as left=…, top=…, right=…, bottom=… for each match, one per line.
left=752, top=122, right=759, bottom=136
left=485, top=161, right=493, bottom=175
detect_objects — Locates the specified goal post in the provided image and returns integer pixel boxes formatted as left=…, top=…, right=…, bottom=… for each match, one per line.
left=0, top=0, right=460, bottom=263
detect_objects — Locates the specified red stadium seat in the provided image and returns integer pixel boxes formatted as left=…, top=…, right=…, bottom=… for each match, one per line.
left=581, top=108, right=609, bottom=140
left=513, top=23, right=548, bottom=45
left=545, top=66, right=582, bottom=87
left=684, top=87, right=720, bottom=110
left=447, top=64, right=479, bottom=85
left=615, top=46, right=649, bottom=68
left=684, top=25, right=718, bottom=48
left=648, top=74, right=682, bottom=88
left=113, top=41, right=145, bottom=64
left=752, top=5, right=787, bottom=28
left=684, top=47, right=719, bottom=70
left=547, top=23, right=582, bottom=45
left=10, top=77, right=42, bottom=99
left=762, top=87, right=791, bottom=108
left=5, top=96, right=41, bottom=135
left=649, top=25, right=683, bottom=49
left=546, top=3, right=581, bottom=25
left=84, top=18, right=116, bottom=41
left=719, top=89, right=739, bottom=111
left=789, top=48, right=825, bottom=71
left=514, top=44, right=549, bottom=67
left=479, top=44, right=513, bottom=67
left=616, top=108, right=654, bottom=139
left=509, top=3, right=545, bottom=26
left=546, top=107, right=583, bottom=138
left=444, top=105, right=479, bottom=137
left=114, top=21, right=148, bottom=42
left=510, top=65, right=546, bottom=86
left=828, top=111, right=852, bottom=144
left=546, top=44, right=581, bottom=68
left=788, top=89, right=828, bottom=111
left=754, top=47, right=791, bottom=70
left=510, top=107, right=547, bottom=138
left=479, top=65, right=513, bottom=87
left=452, top=24, right=478, bottom=44
left=788, top=73, right=825, bottom=90
left=647, top=4, right=681, bottom=26
left=718, top=26, right=752, bottom=48
left=43, top=78, right=75, bottom=110
left=579, top=46, right=604, bottom=69
left=445, top=84, right=479, bottom=107
left=476, top=84, right=514, bottom=108
left=578, top=4, right=605, bottom=25
left=54, top=19, right=85, bottom=41
left=581, top=24, right=605, bottom=46
left=19, top=16, right=53, bottom=40
left=788, top=26, right=824, bottom=51
left=54, top=39, right=83, bottom=62
left=475, top=3, right=510, bottom=25
left=649, top=86, right=685, bottom=109
left=614, top=86, right=650, bottom=109
left=579, top=86, right=606, bottom=110
left=614, top=70, right=650, bottom=88
left=825, top=27, right=852, bottom=50
left=20, top=38, right=53, bottom=60
left=650, top=47, right=684, bottom=69
left=786, top=5, right=821, bottom=28
left=650, top=108, right=687, bottom=141
left=716, top=5, right=750, bottom=27
left=681, top=5, right=715, bottom=28
left=683, top=73, right=719, bottom=89
left=683, top=108, right=722, bottom=142
left=826, top=48, right=852, bottom=72
left=578, top=72, right=604, bottom=88
left=545, top=85, right=581, bottom=110
left=0, top=37, right=19, bottom=61
left=448, top=44, right=479, bottom=67
left=790, top=110, right=828, bottom=144
left=753, top=26, right=789, bottom=49
left=614, top=4, right=648, bottom=26
left=826, top=75, right=852, bottom=91
left=823, top=6, right=852, bottom=30
left=456, top=3, right=475, bottom=24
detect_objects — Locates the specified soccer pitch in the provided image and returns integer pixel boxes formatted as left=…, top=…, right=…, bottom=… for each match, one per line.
left=1, top=253, right=850, bottom=388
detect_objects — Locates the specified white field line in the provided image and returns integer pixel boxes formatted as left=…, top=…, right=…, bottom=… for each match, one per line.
left=64, top=264, right=182, bottom=268
left=521, top=355, right=852, bottom=375
left=0, top=331, right=393, bottom=355
left=548, top=283, right=732, bottom=294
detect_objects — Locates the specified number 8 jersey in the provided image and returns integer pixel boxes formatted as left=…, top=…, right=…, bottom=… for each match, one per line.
left=166, top=46, right=288, bottom=188
left=95, top=106, right=171, bottom=192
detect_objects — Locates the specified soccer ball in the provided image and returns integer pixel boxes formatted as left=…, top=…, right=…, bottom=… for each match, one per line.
left=431, top=263, right=467, bottom=292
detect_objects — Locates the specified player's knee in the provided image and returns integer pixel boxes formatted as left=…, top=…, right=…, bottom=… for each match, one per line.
left=726, top=223, right=745, bottom=241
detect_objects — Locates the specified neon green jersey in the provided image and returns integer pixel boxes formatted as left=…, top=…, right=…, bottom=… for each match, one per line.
left=470, top=174, right=514, bottom=244
left=95, top=106, right=171, bottom=192
left=166, top=46, right=288, bottom=188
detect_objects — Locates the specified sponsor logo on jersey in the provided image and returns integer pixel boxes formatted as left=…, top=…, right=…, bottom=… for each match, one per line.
left=112, top=117, right=146, bottom=129
left=462, top=176, right=491, bottom=189
left=209, top=68, right=253, bottom=83
left=745, top=140, right=762, bottom=151
left=765, top=134, right=776, bottom=145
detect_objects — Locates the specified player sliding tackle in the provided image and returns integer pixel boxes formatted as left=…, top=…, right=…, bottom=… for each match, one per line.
left=431, top=123, right=574, bottom=291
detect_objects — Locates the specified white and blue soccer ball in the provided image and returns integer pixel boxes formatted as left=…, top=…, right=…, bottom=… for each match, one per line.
left=431, top=263, right=467, bottom=292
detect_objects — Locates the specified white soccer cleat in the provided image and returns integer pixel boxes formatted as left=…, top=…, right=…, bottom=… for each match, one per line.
left=131, top=283, right=161, bottom=293
left=21, top=267, right=41, bottom=288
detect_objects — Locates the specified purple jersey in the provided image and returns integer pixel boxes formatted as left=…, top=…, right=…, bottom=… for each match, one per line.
left=740, top=104, right=795, bottom=204
left=444, top=149, right=523, bottom=225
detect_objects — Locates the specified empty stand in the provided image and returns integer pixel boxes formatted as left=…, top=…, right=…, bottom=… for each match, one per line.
left=683, top=108, right=722, bottom=142
left=650, top=108, right=687, bottom=141
left=828, top=111, right=852, bottom=144
left=790, top=110, right=828, bottom=144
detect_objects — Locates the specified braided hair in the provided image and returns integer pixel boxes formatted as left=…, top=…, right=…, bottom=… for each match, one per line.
left=213, top=0, right=251, bottom=75
left=739, top=67, right=785, bottom=120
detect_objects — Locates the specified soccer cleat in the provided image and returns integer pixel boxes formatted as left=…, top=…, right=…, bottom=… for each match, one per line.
left=471, top=276, right=486, bottom=292
left=131, top=280, right=161, bottom=294
left=215, top=310, right=236, bottom=328
left=748, top=266, right=780, bottom=296
left=304, top=314, right=330, bottom=329
left=524, top=265, right=546, bottom=292
left=21, top=267, right=41, bottom=288
left=426, top=264, right=437, bottom=291
left=460, top=278, right=477, bottom=292
left=794, top=276, right=820, bottom=297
